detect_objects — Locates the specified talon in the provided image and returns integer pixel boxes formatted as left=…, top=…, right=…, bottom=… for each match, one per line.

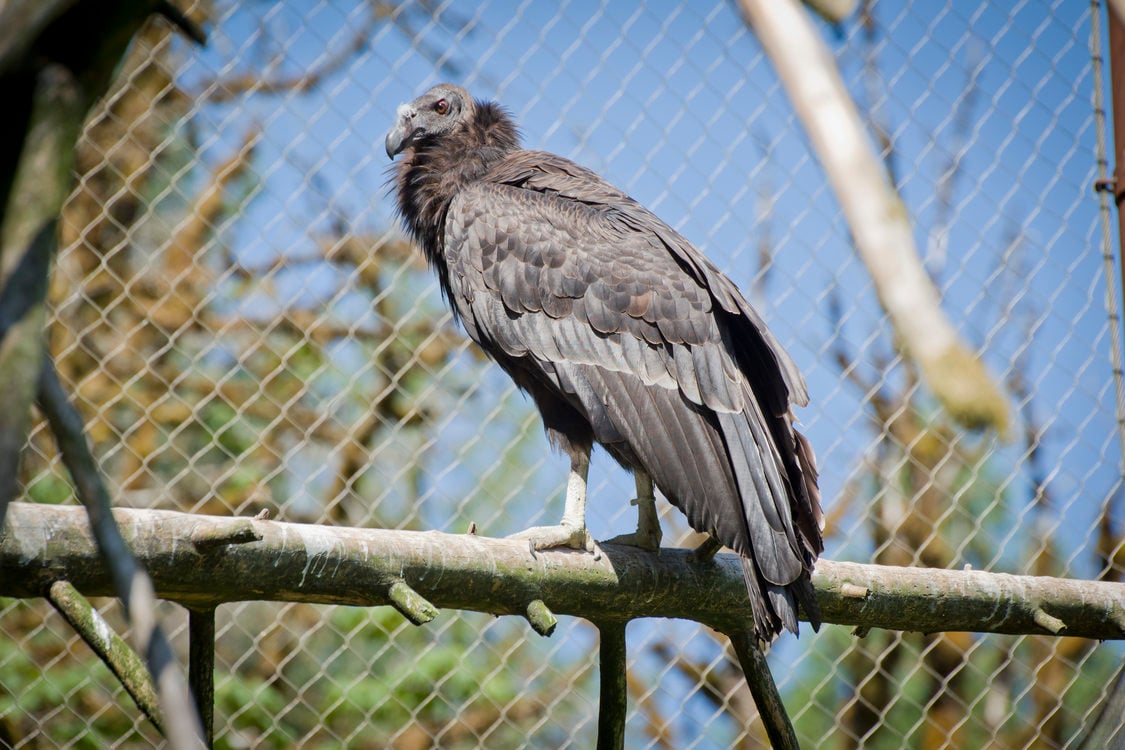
left=508, top=522, right=591, bottom=553
left=601, top=530, right=662, bottom=553
left=691, top=535, right=723, bottom=562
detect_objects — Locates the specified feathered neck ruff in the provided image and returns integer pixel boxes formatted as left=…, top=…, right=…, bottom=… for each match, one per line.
left=393, top=100, right=521, bottom=267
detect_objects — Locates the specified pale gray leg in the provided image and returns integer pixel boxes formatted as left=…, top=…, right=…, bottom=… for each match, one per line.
left=691, top=535, right=723, bottom=562
left=508, top=448, right=593, bottom=552
left=602, top=470, right=662, bottom=552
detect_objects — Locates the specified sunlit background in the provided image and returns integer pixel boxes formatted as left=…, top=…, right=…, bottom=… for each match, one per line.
left=3, top=1, right=1123, bottom=747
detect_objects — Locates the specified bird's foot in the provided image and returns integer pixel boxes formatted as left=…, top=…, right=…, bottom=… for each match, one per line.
left=601, top=494, right=662, bottom=553
left=601, top=530, right=661, bottom=553
left=508, top=523, right=594, bottom=555
left=691, top=535, right=723, bottom=562
left=601, top=522, right=662, bottom=553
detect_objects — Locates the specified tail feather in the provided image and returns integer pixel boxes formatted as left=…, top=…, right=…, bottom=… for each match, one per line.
left=720, top=403, right=821, bottom=641
left=794, top=428, right=823, bottom=555
left=740, top=557, right=782, bottom=639
left=560, top=362, right=821, bottom=643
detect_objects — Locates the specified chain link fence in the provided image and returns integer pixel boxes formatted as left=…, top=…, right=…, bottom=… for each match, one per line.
left=3, top=0, right=1124, bottom=747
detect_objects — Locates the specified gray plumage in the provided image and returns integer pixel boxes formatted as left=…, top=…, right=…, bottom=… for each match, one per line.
left=387, top=84, right=822, bottom=641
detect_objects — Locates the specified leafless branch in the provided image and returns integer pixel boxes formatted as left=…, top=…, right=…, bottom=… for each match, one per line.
left=196, top=2, right=388, bottom=103
left=737, top=0, right=1010, bottom=435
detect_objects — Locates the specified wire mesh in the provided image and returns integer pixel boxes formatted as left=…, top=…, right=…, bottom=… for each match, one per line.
left=3, top=0, right=1124, bottom=747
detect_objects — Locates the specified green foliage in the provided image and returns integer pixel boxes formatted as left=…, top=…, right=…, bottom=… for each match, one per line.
left=0, top=600, right=161, bottom=747
left=24, top=473, right=73, bottom=505
left=215, top=674, right=298, bottom=749
left=210, top=604, right=588, bottom=748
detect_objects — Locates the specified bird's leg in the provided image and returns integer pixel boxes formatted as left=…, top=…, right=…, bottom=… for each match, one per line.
left=602, top=470, right=662, bottom=552
left=508, top=447, right=593, bottom=552
left=691, top=535, right=723, bottom=562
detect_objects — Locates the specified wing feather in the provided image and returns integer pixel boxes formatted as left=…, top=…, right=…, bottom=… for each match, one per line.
left=581, top=367, right=734, bottom=540
left=672, top=344, right=702, bottom=405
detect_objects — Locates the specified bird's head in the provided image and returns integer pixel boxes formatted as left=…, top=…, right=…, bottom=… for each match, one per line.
left=385, top=83, right=474, bottom=159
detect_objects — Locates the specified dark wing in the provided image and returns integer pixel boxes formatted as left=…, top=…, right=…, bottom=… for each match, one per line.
left=445, top=150, right=820, bottom=635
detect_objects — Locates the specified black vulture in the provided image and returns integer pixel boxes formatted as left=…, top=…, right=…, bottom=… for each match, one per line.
left=386, top=84, right=822, bottom=642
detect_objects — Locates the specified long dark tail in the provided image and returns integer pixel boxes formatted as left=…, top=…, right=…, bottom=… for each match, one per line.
left=718, top=407, right=823, bottom=642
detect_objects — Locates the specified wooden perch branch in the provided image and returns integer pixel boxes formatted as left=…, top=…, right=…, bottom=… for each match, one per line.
left=3, top=502, right=1124, bottom=640
left=46, top=580, right=164, bottom=732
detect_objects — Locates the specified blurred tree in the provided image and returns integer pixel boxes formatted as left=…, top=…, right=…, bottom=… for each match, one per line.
left=6, top=5, right=589, bottom=747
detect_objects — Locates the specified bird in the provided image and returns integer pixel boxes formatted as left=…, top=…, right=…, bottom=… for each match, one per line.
left=386, top=83, right=822, bottom=643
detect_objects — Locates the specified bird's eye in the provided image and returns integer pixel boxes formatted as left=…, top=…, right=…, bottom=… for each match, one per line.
left=434, top=99, right=450, bottom=115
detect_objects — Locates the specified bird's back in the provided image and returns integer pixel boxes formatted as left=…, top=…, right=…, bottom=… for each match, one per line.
left=441, top=149, right=822, bottom=639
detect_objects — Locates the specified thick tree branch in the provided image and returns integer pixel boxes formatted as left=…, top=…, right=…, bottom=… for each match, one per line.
left=0, top=4, right=207, bottom=743
left=0, top=58, right=86, bottom=523
left=3, top=502, right=1124, bottom=640
left=46, top=580, right=164, bottom=732
left=727, top=630, right=798, bottom=750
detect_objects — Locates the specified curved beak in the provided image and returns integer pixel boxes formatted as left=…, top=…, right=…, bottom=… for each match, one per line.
left=385, top=104, right=420, bottom=160
left=385, top=119, right=410, bottom=159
